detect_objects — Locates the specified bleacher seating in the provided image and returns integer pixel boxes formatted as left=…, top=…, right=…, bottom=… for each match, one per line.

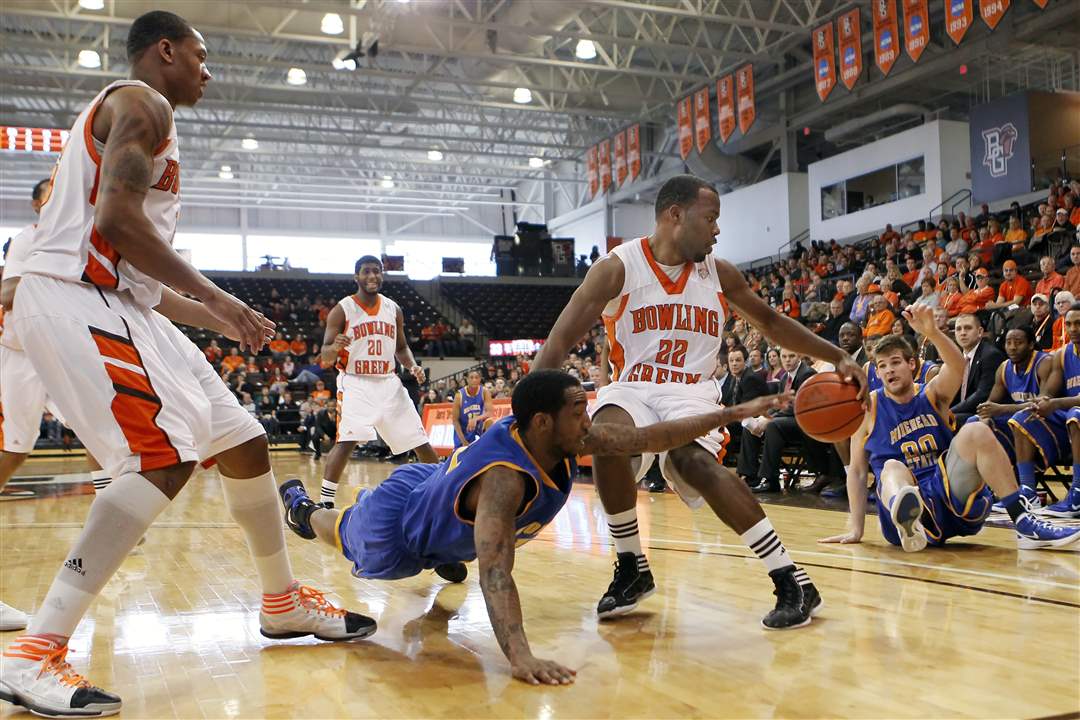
left=441, top=282, right=577, bottom=337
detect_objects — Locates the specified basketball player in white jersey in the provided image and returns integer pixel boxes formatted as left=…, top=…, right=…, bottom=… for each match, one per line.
left=0, top=13, right=373, bottom=718
left=317, top=255, right=439, bottom=508
left=534, top=175, right=866, bottom=629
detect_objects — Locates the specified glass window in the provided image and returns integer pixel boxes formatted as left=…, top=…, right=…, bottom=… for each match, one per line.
left=821, top=183, right=845, bottom=220
left=384, top=240, right=495, bottom=279
left=846, top=165, right=898, bottom=213
left=245, top=235, right=380, bottom=274
left=173, top=233, right=244, bottom=271
left=820, top=156, right=925, bottom=220
left=897, top=156, right=926, bottom=199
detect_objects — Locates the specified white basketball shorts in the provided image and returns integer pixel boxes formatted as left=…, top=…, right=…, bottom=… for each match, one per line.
left=336, top=373, right=428, bottom=455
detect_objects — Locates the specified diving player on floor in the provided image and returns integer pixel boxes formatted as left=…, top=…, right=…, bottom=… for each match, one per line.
left=820, top=306, right=1080, bottom=551
left=280, top=370, right=792, bottom=685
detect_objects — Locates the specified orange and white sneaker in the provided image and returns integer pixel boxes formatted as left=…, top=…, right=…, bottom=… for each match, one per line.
left=259, top=582, right=376, bottom=641
left=0, top=601, right=28, bottom=631
left=0, top=634, right=121, bottom=717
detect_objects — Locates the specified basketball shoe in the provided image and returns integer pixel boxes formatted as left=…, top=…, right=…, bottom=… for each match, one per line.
left=890, top=485, right=928, bottom=553
left=1039, top=486, right=1080, bottom=519
left=1014, top=514, right=1080, bottom=550
left=260, top=582, right=376, bottom=641
left=279, top=478, right=318, bottom=539
left=597, top=552, right=655, bottom=619
left=434, top=563, right=468, bottom=583
left=992, top=485, right=1042, bottom=514
left=762, top=567, right=811, bottom=630
left=0, top=601, right=27, bottom=631
left=0, top=635, right=121, bottom=718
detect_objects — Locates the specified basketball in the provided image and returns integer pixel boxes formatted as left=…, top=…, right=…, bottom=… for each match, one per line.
left=794, top=372, right=865, bottom=442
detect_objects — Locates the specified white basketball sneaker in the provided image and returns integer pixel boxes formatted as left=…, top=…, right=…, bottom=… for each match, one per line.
left=0, top=601, right=28, bottom=631
left=890, top=485, right=928, bottom=553
left=0, top=636, right=121, bottom=718
left=259, top=582, right=376, bottom=641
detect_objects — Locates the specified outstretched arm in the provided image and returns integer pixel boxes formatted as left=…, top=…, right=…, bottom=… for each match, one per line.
left=395, top=307, right=426, bottom=384
left=819, top=415, right=871, bottom=544
left=155, top=287, right=274, bottom=345
left=532, top=256, right=623, bottom=370
left=903, top=306, right=964, bottom=410
left=580, top=392, right=791, bottom=457
left=474, top=466, right=576, bottom=685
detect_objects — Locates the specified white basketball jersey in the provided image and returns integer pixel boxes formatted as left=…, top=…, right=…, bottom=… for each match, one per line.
left=602, top=237, right=726, bottom=384
left=25, top=79, right=180, bottom=308
left=336, top=294, right=398, bottom=377
left=0, top=224, right=34, bottom=350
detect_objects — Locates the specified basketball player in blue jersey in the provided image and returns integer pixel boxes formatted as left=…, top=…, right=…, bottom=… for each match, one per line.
left=821, top=305, right=1079, bottom=551
left=863, top=342, right=938, bottom=392
left=280, top=370, right=791, bottom=685
left=452, top=370, right=492, bottom=447
left=1012, top=305, right=1080, bottom=519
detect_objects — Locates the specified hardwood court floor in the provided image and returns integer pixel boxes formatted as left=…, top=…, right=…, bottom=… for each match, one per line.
left=2, top=455, right=1078, bottom=719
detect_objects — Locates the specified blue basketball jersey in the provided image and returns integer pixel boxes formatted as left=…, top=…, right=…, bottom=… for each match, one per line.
left=456, top=386, right=486, bottom=446
left=864, top=359, right=937, bottom=393
left=1003, top=352, right=1047, bottom=402
left=400, top=416, right=575, bottom=566
left=865, top=385, right=955, bottom=484
left=1062, top=343, right=1080, bottom=398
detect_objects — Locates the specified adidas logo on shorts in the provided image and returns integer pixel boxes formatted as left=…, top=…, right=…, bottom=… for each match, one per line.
left=64, top=557, right=85, bottom=576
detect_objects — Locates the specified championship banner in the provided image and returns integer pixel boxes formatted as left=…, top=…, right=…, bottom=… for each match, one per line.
left=873, top=0, right=900, bottom=76
left=677, top=96, right=693, bottom=160
left=614, top=130, right=628, bottom=187
left=903, top=0, right=929, bottom=62
left=627, top=123, right=641, bottom=180
left=1, top=126, right=67, bottom=152
left=812, top=23, right=837, bottom=102
left=716, top=75, right=736, bottom=142
left=979, top=0, right=1010, bottom=29
left=837, top=8, right=863, bottom=90
left=586, top=145, right=598, bottom=197
left=694, top=87, right=711, bottom=153
left=946, top=0, right=973, bottom=45
left=1031, top=0, right=1048, bottom=7
left=599, top=138, right=612, bottom=192
left=736, top=64, right=755, bottom=135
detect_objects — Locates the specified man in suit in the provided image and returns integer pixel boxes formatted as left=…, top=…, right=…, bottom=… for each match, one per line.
left=732, top=346, right=771, bottom=483
left=950, top=312, right=1006, bottom=425
left=819, top=298, right=849, bottom=345
left=743, top=349, right=831, bottom=493
left=838, top=322, right=868, bottom=367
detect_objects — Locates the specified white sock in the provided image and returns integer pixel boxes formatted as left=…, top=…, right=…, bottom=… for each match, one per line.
left=320, top=478, right=338, bottom=505
left=221, top=470, right=294, bottom=595
left=28, top=473, right=171, bottom=637
left=740, top=517, right=795, bottom=574
left=792, top=566, right=813, bottom=588
left=606, top=508, right=649, bottom=572
left=89, top=469, right=111, bottom=492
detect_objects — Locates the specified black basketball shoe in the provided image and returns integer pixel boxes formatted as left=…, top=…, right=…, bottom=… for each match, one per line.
left=279, top=479, right=318, bottom=540
left=435, top=563, right=468, bottom=583
left=761, top=566, right=811, bottom=630
left=597, top=552, right=655, bottom=619
left=801, top=582, right=823, bottom=618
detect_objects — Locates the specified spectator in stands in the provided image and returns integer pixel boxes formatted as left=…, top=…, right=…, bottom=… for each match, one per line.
left=222, top=347, right=244, bottom=374
left=267, top=368, right=288, bottom=396
left=913, top=219, right=934, bottom=244
left=779, top=286, right=800, bottom=319
left=1003, top=215, right=1027, bottom=263
left=39, top=412, right=63, bottom=445
left=975, top=202, right=991, bottom=226
left=1035, top=255, right=1065, bottom=297
left=268, top=332, right=290, bottom=360
left=819, top=298, right=848, bottom=345
left=310, top=379, right=331, bottom=404
left=1030, top=294, right=1054, bottom=351
left=912, top=278, right=939, bottom=309
left=920, top=308, right=950, bottom=364
left=305, top=402, right=338, bottom=460
left=418, top=388, right=441, bottom=414
left=1067, top=194, right=1080, bottom=228
left=294, top=355, right=324, bottom=386
left=880, top=223, right=899, bottom=245
left=950, top=313, right=1005, bottom=425
left=256, top=387, right=277, bottom=415
left=458, top=318, right=476, bottom=355
left=901, top=256, right=921, bottom=289
left=274, top=391, right=301, bottom=437
left=849, top=276, right=873, bottom=325
left=240, top=392, right=257, bottom=417
left=1051, top=291, right=1075, bottom=350
left=281, top=355, right=295, bottom=379
left=958, top=268, right=995, bottom=315
left=1063, top=245, right=1080, bottom=297
left=203, top=339, right=223, bottom=366
left=973, top=227, right=995, bottom=265
left=883, top=264, right=913, bottom=304
left=764, top=349, right=784, bottom=383
left=747, top=348, right=766, bottom=376
left=864, top=294, right=896, bottom=340
left=944, top=227, right=968, bottom=257
left=290, top=335, right=308, bottom=357
left=940, top=275, right=963, bottom=317
left=1052, top=207, right=1076, bottom=236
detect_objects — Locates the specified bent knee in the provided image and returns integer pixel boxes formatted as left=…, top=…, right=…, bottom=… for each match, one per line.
left=957, top=420, right=994, bottom=446
left=882, top=459, right=909, bottom=475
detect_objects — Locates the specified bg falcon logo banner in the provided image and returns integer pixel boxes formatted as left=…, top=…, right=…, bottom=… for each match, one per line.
left=946, top=0, right=973, bottom=45
left=736, top=64, right=755, bottom=134
left=903, top=0, right=929, bottom=62
left=716, top=75, right=736, bottom=142
left=874, top=0, right=900, bottom=76
left=812, top=23, right=836, bottom=102
left=837, top=8, right=862, bottom=90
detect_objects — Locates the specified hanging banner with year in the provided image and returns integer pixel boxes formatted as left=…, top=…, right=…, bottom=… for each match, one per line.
left=903, top=0, right=930, bottom=62
left=598, top=138, right=612, bottom=192
left=716, top=75, right=736, bottom=142
left=837, top=8, right=863, bottom=90
left=873, top=0, right=900, bottom=76
left=979, top=0, right=1010, bottom=29
left=627, top=124, right=641, bottom=180
left=812, top=23, right=837, bottom=102
left=945, top=0, right=973, bottom=45
left=614, top=130, right=627, bottom=187
left=1031, top=0, right=1048, bottom=7
left=586, top=145, right=598, bottom=198
left=694, top=87, right=711, bottom=153
left=736, top=64, right=755, bottom=135
left=677, top=96, right=693, bottom=160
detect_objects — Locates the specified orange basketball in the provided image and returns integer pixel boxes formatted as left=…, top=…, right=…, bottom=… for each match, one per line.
left=794, top=372, right=865, bottom=442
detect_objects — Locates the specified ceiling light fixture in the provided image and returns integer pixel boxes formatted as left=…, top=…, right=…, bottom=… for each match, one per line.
left=219, top=165, right=234, bottom=180
left=513, top=87, right=532, bottom=104
left=241, top=137, right=258, bottom=150
left=427, top=149, right=444, bottom=161
left=286, top=67, right=307, bottom=85
left=77, top=50, right=101, bottom=68
left=78, top=0, right=105, bottom=9
left=380, top=178, right=395, bottom=189
left=575, top=39, right=597, bottom=60
left=529, top=157, right=544, bottom=168
left=320, top=13, right=344, bottom=35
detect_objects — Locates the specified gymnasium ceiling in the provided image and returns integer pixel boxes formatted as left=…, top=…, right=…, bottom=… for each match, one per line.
left=1, top=0, right=1078, bottom=217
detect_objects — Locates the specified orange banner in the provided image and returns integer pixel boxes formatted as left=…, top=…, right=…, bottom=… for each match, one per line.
left=677, top=96, right=693, bottom=160
left=586, top=145, right=598, bottom=198
left=873, top=0, right=900, bottom=76
left=736, top=64, right=755, bottom=135
left=627, top=124, right=641, bottom=180
left=946, top=0, right=973, bottom=45
left=979, top=0, right=1010, bottom=29
left=599, top=138, right=612, bottom=192
left=614, top=130, right=627, bottom=187
left=694, top=87, right=711, bottom=153
left=838, top=8, right=862, bottom=90
left=1031, top=0, right=1048, bottom=7
left=716, top=75, right=736, bottom=143
left=903, top=0, right=930, bottom=62
left=812, top=23, right=837, bottom=102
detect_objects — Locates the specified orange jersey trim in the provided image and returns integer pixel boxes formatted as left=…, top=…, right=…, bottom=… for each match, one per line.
left=603, top=294, right=629, bottom=381
left=353, top=294, right=382, bottom=317
left=640, top=237, right=692, bottom=295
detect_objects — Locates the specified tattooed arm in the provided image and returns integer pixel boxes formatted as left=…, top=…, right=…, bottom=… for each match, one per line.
left=473, top=466, right=576, bottom=685
left=580, top=392, right=792, bottom=457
